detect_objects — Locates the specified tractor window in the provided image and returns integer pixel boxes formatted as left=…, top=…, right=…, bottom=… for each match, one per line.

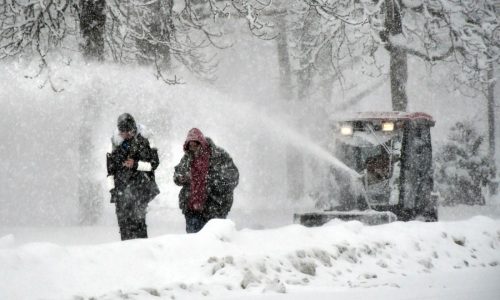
left=365, top=149, right=390, bottom=184
left=336, top=129, right=402, bottom=182
left=359, top=146, right=383, bottom=167
left=338, top=144, right=363, bottom=172
left=338, top=143, right=387, bottom=175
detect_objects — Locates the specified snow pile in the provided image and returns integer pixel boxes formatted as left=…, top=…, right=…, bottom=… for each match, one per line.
left=0, top=217, right=499, bottom=300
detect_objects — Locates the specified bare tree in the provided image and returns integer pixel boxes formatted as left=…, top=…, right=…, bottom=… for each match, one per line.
left=0, top=0, right=274, bottom=81
left=0, top=0, right=77, bottom=91
left=297, top=0, right=500, bottom=111
left=103, top=0, right=276, bottom=82
left=0, top=1, right=74, bottom=57
left=288, top=0, right=381, bottom=105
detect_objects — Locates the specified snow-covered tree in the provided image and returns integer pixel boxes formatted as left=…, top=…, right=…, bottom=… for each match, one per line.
left=435, top=121, right=497, bottom=206
left=294, top=0, right=499, bottom=111
left=0, top=0, right=274, bottom=81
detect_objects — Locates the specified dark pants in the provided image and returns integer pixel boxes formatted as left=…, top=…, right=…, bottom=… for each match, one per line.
left=115, top=199, right=148, bottom=240
left=185, top=211, right=208, bottom=233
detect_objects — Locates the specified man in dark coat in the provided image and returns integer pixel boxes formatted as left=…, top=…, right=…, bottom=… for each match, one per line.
left=106, top=113, right=160, bottom=240
left=174, top=128, right=239, bottom=233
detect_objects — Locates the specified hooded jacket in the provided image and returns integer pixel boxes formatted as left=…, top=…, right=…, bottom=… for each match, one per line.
left=174, top=129, right=239, bottom=219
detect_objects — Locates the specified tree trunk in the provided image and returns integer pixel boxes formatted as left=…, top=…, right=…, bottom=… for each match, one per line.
left=487, top=64, right=496, bottom=163
left=160, top=0, right=175, bottom=69
left=78, top=0, right=106, bottom=224
left=78, top=95, right=103, bottom=225
left=276, top=12, right=305, bottom=202
left=80, top=0, right=106, bottom=60
left=276, top=14, right=293, bottom=100
left=317, top=42, right=335, bottom=104
left=389, top=46, right=408, bottom=111
left=385, top=0, right=408, bottom=111
left=487, top=63, right=497, bottom=195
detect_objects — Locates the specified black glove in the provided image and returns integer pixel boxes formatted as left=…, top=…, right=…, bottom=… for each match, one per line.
left=110, top=188, right=119, bottom=203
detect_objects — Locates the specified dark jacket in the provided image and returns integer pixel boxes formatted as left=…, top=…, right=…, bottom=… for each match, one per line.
left=174, top=138, right=239, bottom=219
left=107, top=133, right=160, bottom=204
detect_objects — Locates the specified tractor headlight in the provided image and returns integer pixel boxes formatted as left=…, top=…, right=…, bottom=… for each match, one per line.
left=340, top=125, right=353, bottom=135
left=382, top=122, right=394, bottom=132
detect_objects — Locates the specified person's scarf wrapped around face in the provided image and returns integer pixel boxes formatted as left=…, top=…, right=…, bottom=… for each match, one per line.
left=183, top=128, right=210, bottom=212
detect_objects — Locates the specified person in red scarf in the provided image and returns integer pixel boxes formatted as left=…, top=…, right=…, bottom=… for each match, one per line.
left=174, top=128, right=239, bottom=233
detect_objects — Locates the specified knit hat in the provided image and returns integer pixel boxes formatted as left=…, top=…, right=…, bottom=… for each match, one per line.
left=117, top=113, right=137, bottom=132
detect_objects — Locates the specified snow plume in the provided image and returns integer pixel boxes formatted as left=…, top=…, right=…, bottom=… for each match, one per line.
left=0, top=217, right=499, bottom=299
left=0, top=60, right=347, bottom=227
left=0, top=26, right=497, bottom=227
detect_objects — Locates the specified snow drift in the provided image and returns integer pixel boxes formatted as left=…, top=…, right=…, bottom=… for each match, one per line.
left=1, top=217, right=499, bottom=300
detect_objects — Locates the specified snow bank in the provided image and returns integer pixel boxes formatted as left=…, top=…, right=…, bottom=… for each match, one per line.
left=0, top=217, right=499, bottom=300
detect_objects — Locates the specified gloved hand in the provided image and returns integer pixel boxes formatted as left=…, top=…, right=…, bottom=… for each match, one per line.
left=192, top=202, right=204, bottom=211
left=110, top=188, right=119, bottom=203
left=123, top=158, right=137, bottom=169
left=179, top=175, right=191, bottom=185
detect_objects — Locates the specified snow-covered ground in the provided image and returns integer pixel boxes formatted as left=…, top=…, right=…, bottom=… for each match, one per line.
left=1, top=212, right=499, bottom=300
left=0, top=18, right=499, bottom=300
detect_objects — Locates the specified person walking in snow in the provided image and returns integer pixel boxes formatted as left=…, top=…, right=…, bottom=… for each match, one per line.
left=106, top=113, right=160, bottom=240
left=174, top=128, right=239, bottom=233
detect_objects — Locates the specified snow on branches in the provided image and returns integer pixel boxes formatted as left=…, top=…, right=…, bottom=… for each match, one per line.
left=0, top=0, right=76, bottom=60
left=299, top=0, right=499, bottom=91
left=0, top=0, right=275, bottom=83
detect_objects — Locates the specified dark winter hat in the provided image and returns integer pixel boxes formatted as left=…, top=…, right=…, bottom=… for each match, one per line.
left=117, top=113, right=137, bottom=132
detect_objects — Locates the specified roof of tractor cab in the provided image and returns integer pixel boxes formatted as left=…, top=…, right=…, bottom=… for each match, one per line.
left=338, top=111, right=435, bottom=125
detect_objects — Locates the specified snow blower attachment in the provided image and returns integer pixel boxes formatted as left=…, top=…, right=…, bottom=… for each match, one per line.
left=295, top=112, right=439, bottom=226
left=294, top=210, right=397, bottom=226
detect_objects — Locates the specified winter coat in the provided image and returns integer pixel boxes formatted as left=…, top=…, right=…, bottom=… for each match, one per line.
left=106, top=127, right=160, bottom=205
left=174, top=137, right=239, bottom=220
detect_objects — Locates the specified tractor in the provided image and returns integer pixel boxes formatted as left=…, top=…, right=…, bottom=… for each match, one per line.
left=295, top=112, right=439, bottom=226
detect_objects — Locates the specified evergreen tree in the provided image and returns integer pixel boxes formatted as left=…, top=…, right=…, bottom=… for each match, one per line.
left=435, top=122, right=496, bottom=206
